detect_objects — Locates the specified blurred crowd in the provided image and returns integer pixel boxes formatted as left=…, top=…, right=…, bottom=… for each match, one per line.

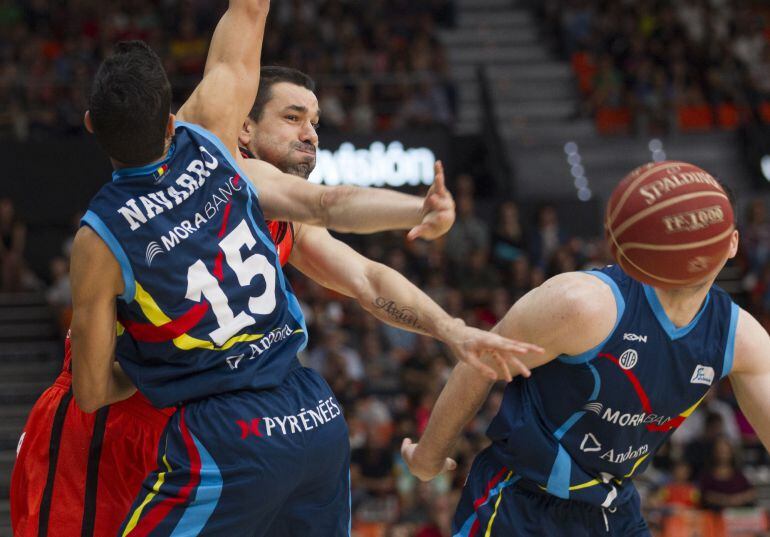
left=541, top=0, right=770, bottom=134
left=3, top=177, right=770, bottom=534
left=0, top=0, right=456, bottom=141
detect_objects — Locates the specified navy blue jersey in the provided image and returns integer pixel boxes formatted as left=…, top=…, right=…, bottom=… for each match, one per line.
left=81, top=121, right=307, bottom=408
left=487, top=265, right=738, bottom=508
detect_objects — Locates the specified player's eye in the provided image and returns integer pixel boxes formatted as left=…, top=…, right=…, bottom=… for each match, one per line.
left=311, top=122, right=320, bottom=130
left=286, top=115, right=298, bottom=122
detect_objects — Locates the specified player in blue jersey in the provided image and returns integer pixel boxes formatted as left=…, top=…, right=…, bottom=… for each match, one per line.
left=67, top=2, right=539, bottom=535
left=403, top=192, right=770, bottom=535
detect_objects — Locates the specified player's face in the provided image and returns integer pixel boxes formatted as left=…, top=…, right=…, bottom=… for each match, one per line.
left=246, top=82, right=320, bottom=178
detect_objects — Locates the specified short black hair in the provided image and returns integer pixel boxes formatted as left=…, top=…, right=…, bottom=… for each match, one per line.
left=248, top=66, right=316, bottom=122
left=89, top=41, right=172, bottom=166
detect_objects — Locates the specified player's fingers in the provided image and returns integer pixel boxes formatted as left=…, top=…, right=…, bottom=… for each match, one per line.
left=401, top=437, right=414, bottom=456
left=488, top=333, right=544, bottom=355
left=492, top=352, right=514, bottom=382
left=407, top=224, right=427, bottom=241
left=466, top=354, right=498, bottom=381
left=433, top=161, right=447, bottom=194
left=509, top=356, right=532, bottom=378
left=443, top=458, right=458, bottom=473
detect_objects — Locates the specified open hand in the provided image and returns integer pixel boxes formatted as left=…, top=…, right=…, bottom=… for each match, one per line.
left=445, top=322, right=541, bottom=381
left=408, top=161, right=455, bottom=241
left=401, top=438, right=457, bottom=482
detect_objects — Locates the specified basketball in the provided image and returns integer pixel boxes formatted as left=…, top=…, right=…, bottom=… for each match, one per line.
left=605, top=161, right=735, bottom=289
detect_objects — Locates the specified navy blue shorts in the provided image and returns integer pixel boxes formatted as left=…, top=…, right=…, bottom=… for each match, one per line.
left=452, top=447, right=650, bottom=537
left=119, top=366, right=350, bottom=537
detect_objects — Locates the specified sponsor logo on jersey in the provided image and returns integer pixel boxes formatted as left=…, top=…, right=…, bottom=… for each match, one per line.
left=623, top=332, right=647, bottom=343
left=225, top=353, right=245, bottom=370
left=600, top=407, right=672, bottom=428
left=262, top=397, right=342, bottom=438
left=690, top=365, right=715, bottom=386
left=143, top=174, right=243, bottom=260
left=619, top=349, right=638, bottom=370
left=145, top=241, right=164, bottom=267
left=583, top=401, right=604, bottom=415
left=249, top=324, right=295, bottom=358
left=580, top=432, right=602, bottom=452
left=600, top=443, right=649, bottom=464
left=117, top=146, right=219, bottom=231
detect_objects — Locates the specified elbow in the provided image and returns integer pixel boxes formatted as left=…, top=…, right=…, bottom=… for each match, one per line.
left=73, top=392, right=103, bottom=414
left=72, top=382, right=106, bottom=414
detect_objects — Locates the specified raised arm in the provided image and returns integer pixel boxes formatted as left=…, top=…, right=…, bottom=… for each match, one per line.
left=176, top=0, right=270, bottom=153
left=290, top=225, right=541, bottom=380
left=728, top=309, right=770, bottom=450
left=240, top=158, right=455, bottom=239
left=401, top=272, right=617, bottom=481
left=69, top=227, right=137, bottom=413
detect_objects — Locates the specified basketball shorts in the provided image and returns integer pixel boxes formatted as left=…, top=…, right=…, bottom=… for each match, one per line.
left=11, top=370, right=174, bottom=537
left=119, top=366, right=351, bottom=537
left=452, top=447, right=650, bottom=537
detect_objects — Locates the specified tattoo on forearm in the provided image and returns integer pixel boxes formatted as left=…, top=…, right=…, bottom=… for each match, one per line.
left=373, top=297, right=423, bottom=329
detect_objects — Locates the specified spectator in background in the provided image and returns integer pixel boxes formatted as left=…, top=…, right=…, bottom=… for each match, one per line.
left=699, top=436, right=756, bottom=511
left=46, top=256, right=71, bottom=337
left=529, top=204, right=566, bottom=270
left=684, top=412, right=728, bottom=481
left=657, top=461, right=699, bottom=511
left=0, top=197, right=27, bottom=291
left=491, top=201, right=526, bottom=271
left=445, top=189, right=488, bottom=266
left=672, top=388, right=742, bottom=448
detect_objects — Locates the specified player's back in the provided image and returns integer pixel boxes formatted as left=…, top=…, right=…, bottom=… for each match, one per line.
left=486, top=265, right=738, bottom=508
left=82, top=122, right=307, bottom=408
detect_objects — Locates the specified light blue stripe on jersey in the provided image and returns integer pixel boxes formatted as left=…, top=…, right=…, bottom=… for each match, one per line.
left=643, top=284, right=710, bottom=340
left=81, top=210, right=136, bottom=302
left=246, top=185, right=308, bottom=352
left=171, top=431, right=222, bottom=536
left=547, top=361, right=601, bottom=499
left=559, top=270, right=625, bottom=364
left=721, top=302, right=739, bottom=378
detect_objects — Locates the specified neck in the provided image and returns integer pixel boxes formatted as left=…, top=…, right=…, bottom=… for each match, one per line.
left=111, top=139, right=172, bottom=171
left=652, top=280, right=712, bottom=328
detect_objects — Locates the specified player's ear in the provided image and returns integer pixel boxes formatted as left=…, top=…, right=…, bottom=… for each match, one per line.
left=165, top=114, right=175, bottom=140
left=238, top=119, right=253, bottom=149
left=84, top=110, right=94, bottom=134
left=728, top=229, right=739, bottom=259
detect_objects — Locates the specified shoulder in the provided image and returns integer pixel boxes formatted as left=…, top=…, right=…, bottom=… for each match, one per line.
left=531, top=271, right=618, bottom=317
left=732, top=308, right=770, bottom=375
left=502, top=271, right=618, bottom=358
left=71, top=227, right=123, bottom=297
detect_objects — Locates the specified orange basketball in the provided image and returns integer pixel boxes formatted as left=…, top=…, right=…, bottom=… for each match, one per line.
left=604, top=161, right=735, bottom=289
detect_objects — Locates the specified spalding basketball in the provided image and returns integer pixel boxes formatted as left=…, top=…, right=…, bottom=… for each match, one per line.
left=605, top=161, right=734, bottom=289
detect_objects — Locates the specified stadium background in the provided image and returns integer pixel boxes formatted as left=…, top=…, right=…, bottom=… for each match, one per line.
left=2, top=0, right=770, bottom=535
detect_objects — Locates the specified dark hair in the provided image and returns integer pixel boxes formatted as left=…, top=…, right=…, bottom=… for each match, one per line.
left=88, top=41, right=172, bottom=166
left=248, top=66, right=316, bottom=122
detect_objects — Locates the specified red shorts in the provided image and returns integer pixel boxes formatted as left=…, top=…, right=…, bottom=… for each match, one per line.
left=11, top=370, right=174, bottom=537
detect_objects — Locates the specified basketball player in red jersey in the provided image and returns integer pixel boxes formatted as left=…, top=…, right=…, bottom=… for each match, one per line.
left=10, top=71, right=463, bottom=537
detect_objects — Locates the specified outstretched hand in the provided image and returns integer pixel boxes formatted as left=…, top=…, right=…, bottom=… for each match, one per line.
left=445, top=322, right=541, bottom=382
left=401, top=438, right=457, bottom=482
left=408, top=161, right=455, bottom=241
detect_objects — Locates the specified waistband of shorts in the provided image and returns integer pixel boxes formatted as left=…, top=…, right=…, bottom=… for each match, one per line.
left=53, top=370, right=174, bottom=428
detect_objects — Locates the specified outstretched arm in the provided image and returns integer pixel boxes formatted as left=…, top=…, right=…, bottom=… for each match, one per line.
left=402, top=272, right=618, bottom=480
left=240, top=158, right=455, bottom=239
left=69, top=228, right=137, bottom=413
left=176, top=0, right=269, bottom=153
left=290, top=225, right=541, bottom=380
left=729, top=309, right=770, bottom=450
